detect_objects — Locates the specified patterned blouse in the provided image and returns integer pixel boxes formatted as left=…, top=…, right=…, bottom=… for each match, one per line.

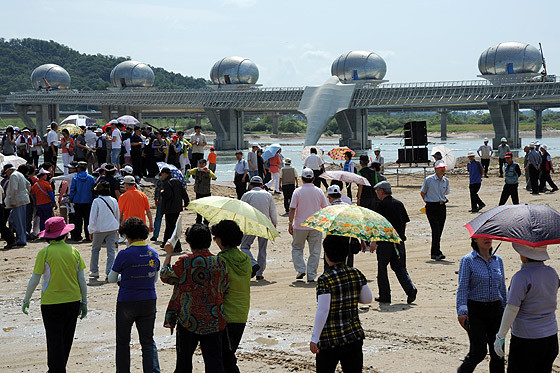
left=160, top=249, right=229, bottom=335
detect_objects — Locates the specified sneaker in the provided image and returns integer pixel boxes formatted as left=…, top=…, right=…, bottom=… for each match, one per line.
left=251, top=264, right=261, bottom=278
left=296, top=272, right=305, bottom=280
left=478, top=203, right=486, bottom=210
left=431, top=254, right=446, bottom=261
left=89, top=272, right=99, bottom=278
left=150, top=236, right=158, bottom=242
left=256, top=275, right=264, bottom=281
left=407, top=288, right=418, bottom=304
left=3, top=243, right=16, bottom=250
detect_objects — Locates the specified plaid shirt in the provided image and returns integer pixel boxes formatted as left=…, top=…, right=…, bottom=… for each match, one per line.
left=316, top=264, right=367, bottom=350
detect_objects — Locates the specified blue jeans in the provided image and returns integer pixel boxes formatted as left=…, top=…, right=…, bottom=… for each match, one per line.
left=90, top=231, right=119, bottom=276
left=9, top=205, right=27, bottom=245
left=152, top=204, right=163, bottom=239
left=116, top=299, right=160, bottom=373
left=111, top=148, right=121, bottom=166
left=248, top=170, right=258, bottom=178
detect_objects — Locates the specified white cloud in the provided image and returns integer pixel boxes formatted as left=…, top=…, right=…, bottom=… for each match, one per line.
left=376, top=50, right=396, bottom=59
left=301, top=50, right=332, bottom=60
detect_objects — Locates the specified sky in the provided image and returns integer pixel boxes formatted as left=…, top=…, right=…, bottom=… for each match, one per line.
left=3, top=0, right=560, bottom=87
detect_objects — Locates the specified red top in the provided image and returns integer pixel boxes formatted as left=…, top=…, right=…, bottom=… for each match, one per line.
left=60, top=137, right=75, bottom=154
left=269, top=154, right=281, bottom=173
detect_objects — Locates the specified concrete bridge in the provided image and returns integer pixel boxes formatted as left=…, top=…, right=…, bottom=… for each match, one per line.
left=2, top=78, right=560, bottom=150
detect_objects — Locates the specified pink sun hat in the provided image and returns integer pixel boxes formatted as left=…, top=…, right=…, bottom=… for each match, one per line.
left=39, top=217, right=75, bottom=238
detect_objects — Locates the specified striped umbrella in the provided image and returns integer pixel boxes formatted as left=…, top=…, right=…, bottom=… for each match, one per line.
left=465, top=204, right=560, bottom=247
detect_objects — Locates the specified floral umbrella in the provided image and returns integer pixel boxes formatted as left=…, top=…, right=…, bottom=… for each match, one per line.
left=327, top=146, right=355, bottom=161
left=302, top=204, right=401, bottom=243
left=59, top=123, right=83, bottom=136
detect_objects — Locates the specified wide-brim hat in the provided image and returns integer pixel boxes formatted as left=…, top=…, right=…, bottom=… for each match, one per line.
left=512, top=242, right=549, bottom=261
left=39, top=217, right=74, bottom=238
left=467, top=151, right=476, bottom=157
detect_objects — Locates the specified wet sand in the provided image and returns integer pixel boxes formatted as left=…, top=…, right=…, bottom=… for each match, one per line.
left=1, top=162, right=560, bottom=372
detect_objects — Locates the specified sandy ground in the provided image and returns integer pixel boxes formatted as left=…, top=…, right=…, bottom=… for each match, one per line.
left=1, top=161, right=560, bottom=372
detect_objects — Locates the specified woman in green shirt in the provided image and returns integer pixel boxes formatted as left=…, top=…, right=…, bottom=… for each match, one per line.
left=22, top=217, right=88, bottom=372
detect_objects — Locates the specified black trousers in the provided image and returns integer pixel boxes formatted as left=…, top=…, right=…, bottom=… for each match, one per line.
left=195, top=193, right=211, bottom=224
left=499, top=158, right=506, bottom=176
left=163, top=212, right=181, bottom=252
left=507, top=334, right=558, bottom=373
left=469, top=183, right=484, bottom=211
left=312, top=169, right=329, bottom=190
left=529, top=165, right=540, bottom=193
left=132, top=153, right=144, bottom=178
left=41, top=301, right=80, bottom=373
left=376, top=242, right=415, bottom=301
left=282, top=184, right=295, bottom=213
left=72, top=203, right=91, bottom=240
left=316, top=339, right=363, bottom=373
left=0, top=206, right=15, bottom=245
left=499, top=183, right=519, bottom=205
left=539, top=169, right=558, bottom=192
left=457, top=300, right=504, bottom=373
left=425, top=202, right=446, bottom=257
left=359, top=196, right=380, bottom=212
left=31, top=151, right=40, bottom=168
left=481, top=158, right=490, bottom=176
left=345, top=182, right=352, bottom=201
left=234, top=174, right=247, bottom=200
left=222, top=323, right=245, bottom=373
left=45, top=148, right=58, bottom=167
left=116, top=299, right=159, bottom=373
left=176, top=325, right=223, bottom=373
left=191, top=153, right=204, bottom=168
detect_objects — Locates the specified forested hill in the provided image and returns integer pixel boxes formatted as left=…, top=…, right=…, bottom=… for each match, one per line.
left=0, top=38, right=208, bottom=94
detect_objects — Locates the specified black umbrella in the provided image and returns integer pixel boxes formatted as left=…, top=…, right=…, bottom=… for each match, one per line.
left=465, top=204, right=560, bottom=248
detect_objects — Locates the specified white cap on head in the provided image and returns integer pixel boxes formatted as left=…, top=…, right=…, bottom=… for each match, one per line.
left=529, top=142, right=535, bottom=148
left=501, top=137, right=507, bottom=142
left=252, top=142, right=260, bottom=148
left=484, top=137, right=488, bottom=141
left=122, top=165, right=133, bottom=174
left=123, top=175, right=136, bottom=185
left=374, top=146, right=381, bottom=151
left=301, top=168, right=314, bottom=179
left=535, top=141, right=541, bottom=146
left=512, top=242, right=549, bottom=261
left=327, top=185, right=341, bottom=195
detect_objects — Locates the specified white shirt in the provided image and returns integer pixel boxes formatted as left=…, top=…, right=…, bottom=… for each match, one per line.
left=111, top=129, right=122, bottom=149
left=123, top=138, right=131, bottom=156
left=303, top=153, right=324, bottom=170
left=84, top=130, right=96, bottom=148
left=47, top=130, right=58, bottom=146
left=88, top=196, right=120, bottom=233
left=30, top=135, right=41, bottom=151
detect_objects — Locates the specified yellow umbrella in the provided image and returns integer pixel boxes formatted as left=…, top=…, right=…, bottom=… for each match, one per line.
left=59, top=123, right=83, bottom=136
left=187, top=196, right=279, bottom=241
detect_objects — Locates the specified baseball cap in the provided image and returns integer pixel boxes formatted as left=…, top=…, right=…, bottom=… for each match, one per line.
left=284, top=158, right=292, bottom=165
left=250, top=175, right=263, bottom=184
left=374, top=146, right=381, bottom=151
left=95, top=128, right=103, bottom=134
left=505, top=152, right=513, bottom=158
left=123, top=175, right=136, bottom=184
left=302, top=168, right=314, bottom=179
left=327, top=185, right=341, bottom=195
left=374, top=180, right=392, bottom=194
left=122, top=165, right=134, bottom=174
left=434, top=160, right=448, bottom=168
left=467, top=151, right=476, bottom=157
left=484, top=137, right=488, bottom=141
left=535, top=141, right=541, bottom=146
left=210, top=147, right=215, bottom=151
left=37, top=169, right=50, bottom=176
left=501, top=137, right=507, bottom=142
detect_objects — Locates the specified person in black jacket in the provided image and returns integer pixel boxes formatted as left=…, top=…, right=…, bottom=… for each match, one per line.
left=159, top=167, right=189, bottom=252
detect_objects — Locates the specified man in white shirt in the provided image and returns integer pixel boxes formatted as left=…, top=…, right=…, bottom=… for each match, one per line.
left=107, top=122, right=122, bottom=168
left=303, top=148, right=328, bottom=190
left=373, top=146, right=385, bottom=173
left=189, top=125, right=207, bottom=167
left=240, top=176, right=277, bottom=280
left=477, top=137, right=493, bottom=178
left=289, top=168, right=328, bottom=282
left=46, top=122, right=59, bottom=165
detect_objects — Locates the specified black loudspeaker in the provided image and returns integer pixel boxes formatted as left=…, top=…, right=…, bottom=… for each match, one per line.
left=404, top=121, right=427, bottom=146
left=397, top=147, right=429, bottom=163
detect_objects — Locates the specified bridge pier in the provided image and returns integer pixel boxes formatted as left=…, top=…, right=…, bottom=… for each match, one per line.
left=14, top=104, right=59, bottom=134
left=534, top=107, right=546, bottom=139
left=334, top=109, right=371, bottom=150
left=271, top=113, right=280, bottom=135
left=205, top=109, right=247, bottom=150
left=487, top=101, right=521, bottom=149
left=438, top=110, right=448, bottom=141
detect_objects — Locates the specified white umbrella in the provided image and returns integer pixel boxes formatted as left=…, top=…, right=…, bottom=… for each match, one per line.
left=60, top=114, right=96, bottom=126
left=431, top=145, right=456, bottom=170
left=0, top=154, right=27, bottom=170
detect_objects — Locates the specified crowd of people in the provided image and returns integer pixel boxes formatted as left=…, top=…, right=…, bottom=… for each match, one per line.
left=6, top=120, right=559, bottom=372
